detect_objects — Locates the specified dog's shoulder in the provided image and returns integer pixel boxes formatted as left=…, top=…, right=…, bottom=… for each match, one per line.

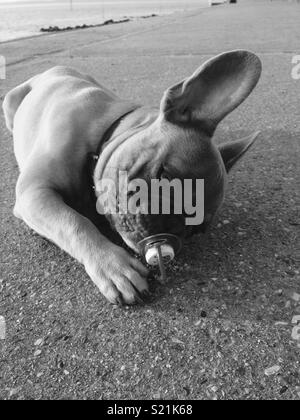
left=12, top=66, right=138, bottom=188
left=39, top=66, right=94, bottom=83
left=36, top=66, right=115, bottom=96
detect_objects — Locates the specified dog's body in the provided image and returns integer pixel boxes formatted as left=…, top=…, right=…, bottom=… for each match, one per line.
left=7, top=67, right=141, bottom=232
left=3, top=51, right=262, bottom=305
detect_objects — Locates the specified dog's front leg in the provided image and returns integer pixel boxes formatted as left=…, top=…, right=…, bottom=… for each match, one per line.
left=15, top=185, right=149, bottom=305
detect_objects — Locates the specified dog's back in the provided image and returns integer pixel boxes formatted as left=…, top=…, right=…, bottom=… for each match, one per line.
left=2, top=67, right=105, bottom=133
left=3, top=67, right=133, bottom=171
left=3, top=77, right=35, bottom=133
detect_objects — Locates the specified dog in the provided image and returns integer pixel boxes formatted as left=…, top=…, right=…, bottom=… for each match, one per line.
left=3, top=50, right=262, bottom=305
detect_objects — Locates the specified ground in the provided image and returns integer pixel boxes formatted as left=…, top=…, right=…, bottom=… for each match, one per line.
left=0, top=0, right=299, bottom=400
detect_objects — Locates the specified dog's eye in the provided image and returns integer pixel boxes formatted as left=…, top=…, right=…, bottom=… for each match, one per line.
left=156, top=166, right=164, bottom=179
left=157, top=166, right=173, bottom=181
left=160, top=171, right=172, bottom=181
left=162, top=173, right=172, bottom=181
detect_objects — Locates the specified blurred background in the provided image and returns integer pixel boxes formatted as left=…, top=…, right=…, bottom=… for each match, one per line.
left=0, top=0, right=211, bottom=42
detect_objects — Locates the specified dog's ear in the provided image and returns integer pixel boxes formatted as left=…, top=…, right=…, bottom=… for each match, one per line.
left=160, top=50, right=262, bottom=134
left=219, top=131, right=260, bottom=172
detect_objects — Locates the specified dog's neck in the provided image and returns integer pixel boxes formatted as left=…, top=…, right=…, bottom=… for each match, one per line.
left=90, top=106, right=158, bottom=190
left=91, top=108, right=138, bottom=161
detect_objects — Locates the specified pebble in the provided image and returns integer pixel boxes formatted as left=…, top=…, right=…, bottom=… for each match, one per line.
left=280, top=386, right=288, bottom=395
left=34, top=350, right=42, bottom=357
left=223, top=220, right=230, bottom=225
left=291, top=325, right=300, bottom=341
left=291, top=292, right=300, bottom=302
left=264, top=365, right=281, bottom=376
left=0, top=316, right=6, bottom=340
left=153, top=367, right=162, bottom=380
left=34, top=339, right=44, bottom=347
left=292, top=315, right=300, bottom=324
left=9, top=388, right=20, bottom=398
left=222, top=320, right=232, bottom=331
left=171, top=338, right=184, bottom=345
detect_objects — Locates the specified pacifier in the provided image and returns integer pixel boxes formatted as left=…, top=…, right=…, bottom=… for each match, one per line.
left=138, top=234, right=182, bottom=284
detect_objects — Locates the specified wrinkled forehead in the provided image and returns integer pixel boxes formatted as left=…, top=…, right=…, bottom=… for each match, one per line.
left=164, top=127, right=223, bottom=181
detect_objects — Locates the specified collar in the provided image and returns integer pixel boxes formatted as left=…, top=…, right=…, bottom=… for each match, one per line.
left=89, top=108, right=139, bottom=190
left=92, top=108, right=139, bottom=162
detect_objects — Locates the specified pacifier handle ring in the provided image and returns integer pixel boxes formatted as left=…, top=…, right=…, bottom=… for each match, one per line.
left=138, top=234, right=182, bottom=285
left=138, top=233, right=182, bottom=257
left=156, top=245, right=167, bottom=284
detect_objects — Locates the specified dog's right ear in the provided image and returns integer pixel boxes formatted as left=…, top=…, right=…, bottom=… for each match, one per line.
left=160, top=50, right=262, bottom=135
left=219, top=131, right=260, bottom=172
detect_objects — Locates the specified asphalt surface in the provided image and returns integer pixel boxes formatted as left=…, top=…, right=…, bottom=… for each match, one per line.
left=0, top=0, right=299, bottom=400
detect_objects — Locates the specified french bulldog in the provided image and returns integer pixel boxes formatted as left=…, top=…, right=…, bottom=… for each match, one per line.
left=3, top=50, right=262, bottom=305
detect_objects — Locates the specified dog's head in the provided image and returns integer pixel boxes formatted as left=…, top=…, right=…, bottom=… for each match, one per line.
left=94, top=50, right=262, bottom=254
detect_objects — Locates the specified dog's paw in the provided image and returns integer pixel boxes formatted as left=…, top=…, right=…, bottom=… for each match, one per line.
left=85, top=245, right=150, bottom=305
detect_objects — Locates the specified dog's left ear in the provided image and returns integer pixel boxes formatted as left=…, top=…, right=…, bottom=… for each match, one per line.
left=219, top=131, right=260, bottom=172
left=160, top=50, right=262, bottom=134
